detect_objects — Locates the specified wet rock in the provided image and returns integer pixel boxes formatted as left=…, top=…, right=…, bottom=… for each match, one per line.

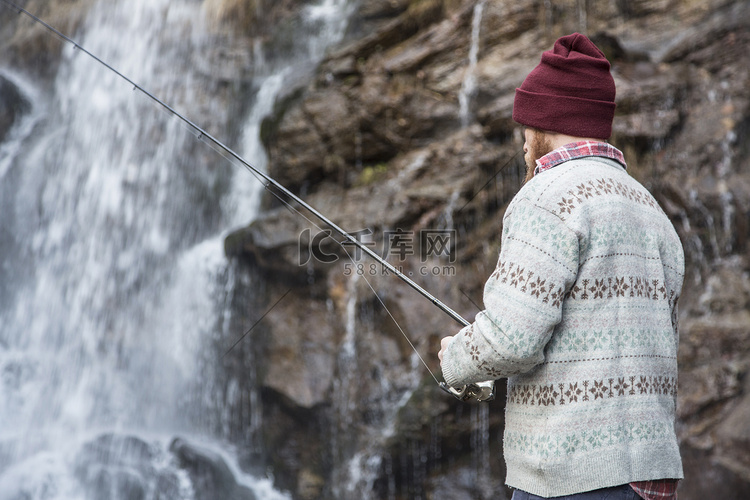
left=169, top=437, right=257, bottom=500
left=0, top=0, right=94, bottom=77
left=74, top=433, right=182, bottom=500
left=297, top=467, right=326, bottom=500
left=262, top=292, right=341, bottom=408
left=680, top=445, right=750, bottom=499
left=0, top=75, right=30, bottom=144
left=234, top=0, right=750, bottom=496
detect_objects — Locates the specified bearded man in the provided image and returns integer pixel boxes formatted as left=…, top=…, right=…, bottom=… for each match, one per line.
left=439, top=33, right=685, bottom=500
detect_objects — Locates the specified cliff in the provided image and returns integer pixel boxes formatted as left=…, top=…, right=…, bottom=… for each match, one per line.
left=226, top=1, right=750, bottom=498
left=2, top=0, right=749, bottom=499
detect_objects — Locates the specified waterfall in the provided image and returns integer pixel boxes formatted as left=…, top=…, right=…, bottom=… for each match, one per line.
left=577, top=0, right=588, bottom=32
left=0, top=0, right=354, bottom=498
left=329, top=267, right=430, bottom=499
left=458, top=0, right=485, bottom=128
left=439, top=188, right=461, bottom=231
left=470, top=403, right=492, bottom=498
left=330, top=274, right=361, bottom=499
left=717, top=129, right=737, bottom=254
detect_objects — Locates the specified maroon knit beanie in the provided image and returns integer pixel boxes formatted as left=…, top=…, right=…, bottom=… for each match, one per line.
left=513, top=33, right=616, bottom=139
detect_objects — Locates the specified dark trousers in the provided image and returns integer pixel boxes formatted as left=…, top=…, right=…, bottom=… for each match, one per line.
left=511, top=484, right=642, bottom=500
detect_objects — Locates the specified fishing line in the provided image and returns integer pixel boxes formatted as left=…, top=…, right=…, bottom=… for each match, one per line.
left=241, top=173, right=443, bottom=384
left=202, top=144, right=445, bottom=383
left=193, top=124, right=442, bottom=378
left=261, top=183, right=496, bottom=400
left=166, top=112, right=441, bottom=380
left=338, top=245, right=443, bottom=386
left=460, top=288, right=483, bottom=313
left=222, top=289, right=292, bottom=358
left=457, top=149, right=521, bottom=214
left=2, top=0, right=495, bottom=400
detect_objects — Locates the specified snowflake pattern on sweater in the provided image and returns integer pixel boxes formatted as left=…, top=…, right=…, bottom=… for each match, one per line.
left=441, top=147, right=684, bottom=498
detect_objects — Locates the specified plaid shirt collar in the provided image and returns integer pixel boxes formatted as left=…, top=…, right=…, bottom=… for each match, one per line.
left=534, top=140, right=627, bottom=176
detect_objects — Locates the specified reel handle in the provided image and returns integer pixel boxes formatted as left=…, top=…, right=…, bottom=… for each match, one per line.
left=440, top=380, right=495, bottom=402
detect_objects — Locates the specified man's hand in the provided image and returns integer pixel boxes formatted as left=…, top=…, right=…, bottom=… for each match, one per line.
left=438, top=335, right=455, bottom=363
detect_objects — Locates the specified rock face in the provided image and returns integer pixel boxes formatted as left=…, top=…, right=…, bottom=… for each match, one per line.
left=228, top=0, right=750, bottom=498
left=73, top=433, right=258, bottom=500
left=3, top=0, right=750, bottom=499
left=0, top=75, right=30, bottom=143
left=170, top=437, right=257, bottom=500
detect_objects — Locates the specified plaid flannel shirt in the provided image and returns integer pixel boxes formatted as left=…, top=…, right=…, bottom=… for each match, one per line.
left=630, top=479, right=679, bottom=500
left=534, top=140, right=627, bottom=175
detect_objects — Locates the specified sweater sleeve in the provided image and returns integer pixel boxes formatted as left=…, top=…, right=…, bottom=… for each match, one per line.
left=441, top=196, right=580, bottom=387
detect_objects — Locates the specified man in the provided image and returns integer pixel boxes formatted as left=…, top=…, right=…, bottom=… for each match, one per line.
left=438, top=33, right=684, bottom=500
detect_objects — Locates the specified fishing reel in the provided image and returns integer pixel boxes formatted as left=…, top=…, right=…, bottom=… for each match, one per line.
left=440, top=380, right=495, bottom=402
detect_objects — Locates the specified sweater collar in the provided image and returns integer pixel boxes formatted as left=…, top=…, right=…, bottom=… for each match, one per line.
left=534, top=141, right=627, bottom=176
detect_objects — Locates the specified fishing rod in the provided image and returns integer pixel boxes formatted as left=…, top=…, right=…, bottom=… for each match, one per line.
left=2, top=0, right=495, bottom=402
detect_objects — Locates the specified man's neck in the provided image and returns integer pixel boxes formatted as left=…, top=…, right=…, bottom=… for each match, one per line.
left=546, top=132, right=606, bottom=150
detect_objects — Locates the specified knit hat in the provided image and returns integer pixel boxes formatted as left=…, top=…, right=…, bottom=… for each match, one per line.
left=513, top=33, right=616, bottom=139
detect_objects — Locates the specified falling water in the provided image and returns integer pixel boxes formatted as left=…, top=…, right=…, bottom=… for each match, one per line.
left=717, top=129, right=737, bottom=254
left=471, top=403, right=492, bottom=498
left=0, top=0, right=354, bottom=498
left=458, top=0, right=485, bottom=128
left=439, top=188, right=462, bottom=231
left=689, top=189, right=721, bottom=262
left=678, top=211, right=706, bottom=285
left=330, top=266, right=430, bottom=499
left=577, top=0, right=588, bottom=32
left=330, top=274, right=362, bottom=499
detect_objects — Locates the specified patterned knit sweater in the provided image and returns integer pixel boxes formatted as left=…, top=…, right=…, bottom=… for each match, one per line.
left=441, top=154, right=685, bottom=497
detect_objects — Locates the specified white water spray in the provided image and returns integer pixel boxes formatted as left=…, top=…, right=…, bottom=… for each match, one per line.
left=0, top=0, right=355, bottom=497
left=459, top=0, right=485, bottom=128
